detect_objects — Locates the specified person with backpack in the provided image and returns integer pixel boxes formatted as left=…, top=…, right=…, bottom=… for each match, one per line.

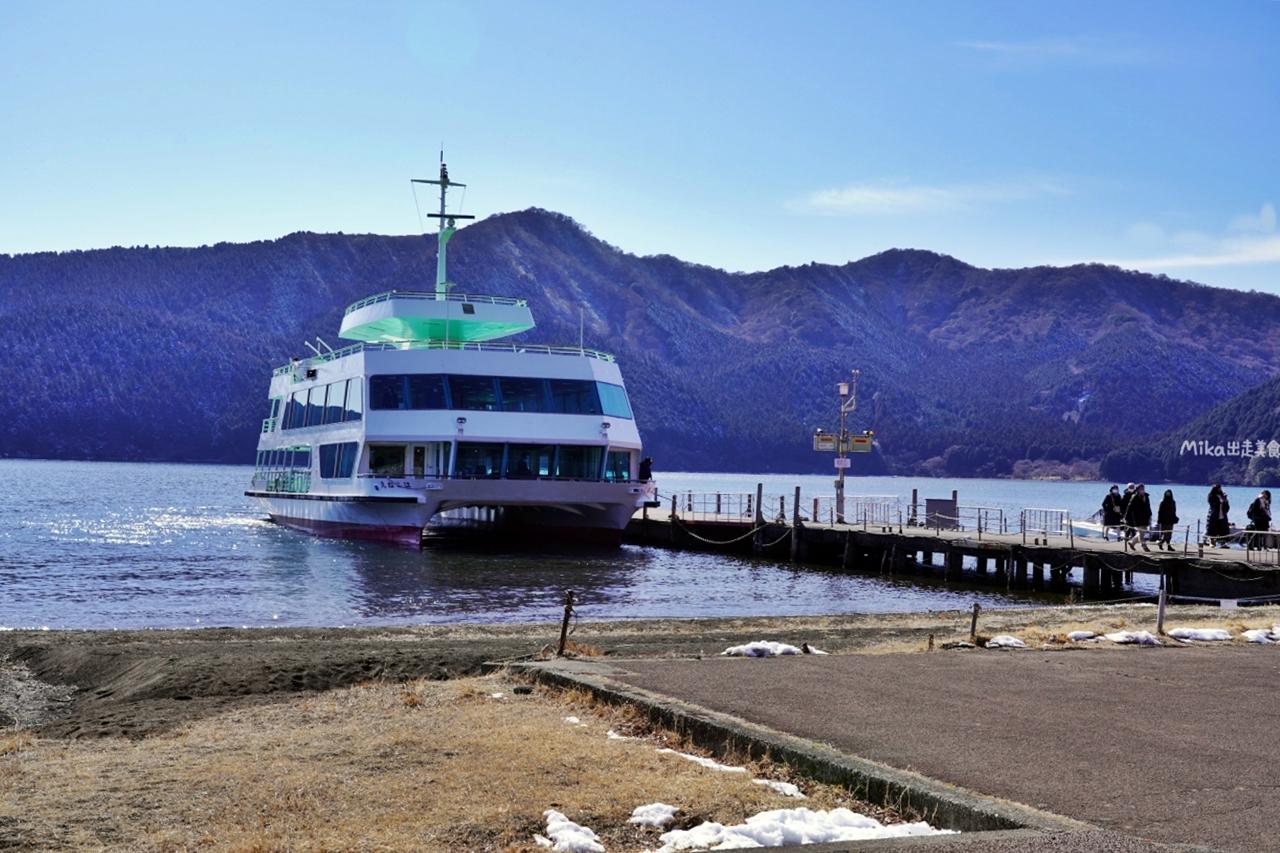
left=1247, top=489, right=1272, bottom=549
left=1207, top=484, right=1231, bottom=547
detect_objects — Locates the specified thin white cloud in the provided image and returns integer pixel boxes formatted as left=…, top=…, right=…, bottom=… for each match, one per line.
left=1229, top=202, right=1277, bottom=234
left=793, top=179, right=1069, bottom=216
left=1102, top=203, right=1280, bottom=270
left=958, top=35, right=1160, bottom=67
left=1120, top=234, right=1280, bottom=269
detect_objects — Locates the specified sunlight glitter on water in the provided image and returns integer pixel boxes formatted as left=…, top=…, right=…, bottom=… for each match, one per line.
left=0, top=459, right=1135, bottom=630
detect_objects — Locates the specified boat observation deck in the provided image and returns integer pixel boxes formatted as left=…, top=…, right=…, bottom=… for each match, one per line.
left=273, top=339, right=616, bottom=378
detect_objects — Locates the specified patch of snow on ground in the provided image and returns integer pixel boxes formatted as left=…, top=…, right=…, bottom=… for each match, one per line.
left=723, top=641, right=804, bottom=657
left=1168, top=627, right=1232, bottom=642
left=753, top=779, right=805, bottom=798
left=985, top=635, right=1027, bottom=648
left=631, top=803, right=680, bottom=827
left=542, top=810, right=605, bottom=852
left=648, top=806, right=952, bottom=851
left=607, top=730, right=637, bottom=740
left=1067, top=630, right=1097, bottom=642
left=657, top=748, right=747, bottom=773
left=1242, top=626, right=1280, bottom=643
left=563, top=716, right=580, bottom=724
left=1104, top=631, right=1161, bottom=645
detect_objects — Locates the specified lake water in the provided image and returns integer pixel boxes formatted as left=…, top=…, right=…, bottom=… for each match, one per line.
left=0, top=460, right=1240, bottom=630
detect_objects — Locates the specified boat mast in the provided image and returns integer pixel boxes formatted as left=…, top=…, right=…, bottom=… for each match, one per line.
left=412, top=158, right=475, bottom=299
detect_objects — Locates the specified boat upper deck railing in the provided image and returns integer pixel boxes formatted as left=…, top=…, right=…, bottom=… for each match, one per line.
left=343, top=290, right=528, bottom=315
left=274, top=339, right=615, bottom=376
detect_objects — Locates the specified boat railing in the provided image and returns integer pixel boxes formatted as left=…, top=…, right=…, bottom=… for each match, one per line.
left=343, top=290, right=528, bottom=315
left=251, top=470, right=312, bottom=494
left=260, top=417, right=279, bottom=434
left=273, top=339, right=616, bottom=377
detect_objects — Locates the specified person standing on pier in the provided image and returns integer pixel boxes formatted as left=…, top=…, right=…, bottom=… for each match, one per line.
left=1207, top=484, right=1231, bottom=547
left=1102, top=485, right=1125, bottom=541
left=1118, top=483, right=1136, bottom=541
left=1125, top=484, right=1152, bottom=551
left=1157, top=489, right=1178, bottom=551
left=639, top=457, right=653, bottom=483
left=1246, top=490, right=1271, bottom=549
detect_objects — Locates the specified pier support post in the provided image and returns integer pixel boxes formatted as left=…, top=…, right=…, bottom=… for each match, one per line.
left=945, top=550, right=962, bottom=581
left=1082, top=556, right=1101, bottom=598
left=842, top=530, right=855, bottom=569
left=977, top=555, right=989, bottom=576
left=1032, top=564, right=1045, bottom=589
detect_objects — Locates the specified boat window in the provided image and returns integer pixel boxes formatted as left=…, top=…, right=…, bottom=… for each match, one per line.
left=324, top=382, right=346, bottom=425
left=285, top=390, right=307, bottom=430
left=597, top=383, right=633, bottom=419
left=604, top=450, right=631, bottom=482
left=290, top=447, right=312, bottom=470
left=455, top=442, right=505, bottom=478
left=407, top=374, right=449, bottom=409
left=499, top=377, right=552, bottom=412
left=556, top=445, right=603, bottom=479
left=305, top=386, right=326, bottom=427
left=370, top=375, right=408, bottom=410
left=319, top=441, right=359, bottom=479
left=506, top=444, right=555, bottom=478
left=368, top=444, right=405, bottom=477
left=448, top=375, right=499, bottom=410
left=549, top=380, right=602, bottom=415
left=345, top=377, right=363, bottom=422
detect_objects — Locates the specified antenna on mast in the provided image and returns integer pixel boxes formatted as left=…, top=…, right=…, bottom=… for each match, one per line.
left=412, top=153, right=475, bottom=299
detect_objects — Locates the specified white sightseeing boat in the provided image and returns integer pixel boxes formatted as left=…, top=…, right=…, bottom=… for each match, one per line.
left=246, top=164, right=655, bottom=545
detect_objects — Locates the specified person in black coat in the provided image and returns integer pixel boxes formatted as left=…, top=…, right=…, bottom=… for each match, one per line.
left=1101, top=485, right=1125, bottom=541
left=1156, top=489, right=1179, bottom=551
left=1207, top=484, right=1231, bottom=547
left=1125, top=483, right=1152, bottom=551
left=1247, top=489, right=1272, bottom=549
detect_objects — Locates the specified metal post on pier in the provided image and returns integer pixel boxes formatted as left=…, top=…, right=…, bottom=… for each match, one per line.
left=753, top=483, right=764, bottom=555
left=791, top=485, right=802, bottom=562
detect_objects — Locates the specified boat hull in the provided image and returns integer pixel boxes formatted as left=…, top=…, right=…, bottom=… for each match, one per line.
left=247, top=479, right=652, bottom=547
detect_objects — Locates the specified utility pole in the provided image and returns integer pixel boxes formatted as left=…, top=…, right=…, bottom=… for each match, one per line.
left=835, top=370, right=859, bottom=524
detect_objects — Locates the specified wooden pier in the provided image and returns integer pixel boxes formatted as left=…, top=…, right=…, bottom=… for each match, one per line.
left=625, top=490, right=1280, bottom=602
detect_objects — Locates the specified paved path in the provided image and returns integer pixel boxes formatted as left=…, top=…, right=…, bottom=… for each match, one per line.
left=590, top=645, right=1280, bottom=853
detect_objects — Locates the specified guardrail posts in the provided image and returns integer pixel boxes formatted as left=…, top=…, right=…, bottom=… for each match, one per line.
left=753, top=483, right=764, bottom=555
left=669, top=493, right=677, bottom=543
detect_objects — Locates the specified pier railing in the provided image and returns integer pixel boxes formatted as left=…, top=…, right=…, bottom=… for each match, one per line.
left=959, top=505, right=1006, bottom=535
left=670, top=491, right=758, bottom=522
left=1021, top=508, right=1074, bottom=544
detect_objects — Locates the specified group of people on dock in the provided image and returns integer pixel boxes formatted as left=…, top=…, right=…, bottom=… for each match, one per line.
left=1102, top=483, right=1273, bottom=549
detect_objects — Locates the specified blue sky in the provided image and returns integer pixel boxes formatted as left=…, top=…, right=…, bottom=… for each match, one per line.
left=2, top=1, right=1278, bottom=292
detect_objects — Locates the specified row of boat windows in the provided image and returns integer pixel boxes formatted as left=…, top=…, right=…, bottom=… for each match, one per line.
left=274, top=378, right=365, bottom=430
left=274, top=375, right=633, bottom=432
left=368, top=374, right=633, bottom=419
left=255, top=442, right=632, bottom=482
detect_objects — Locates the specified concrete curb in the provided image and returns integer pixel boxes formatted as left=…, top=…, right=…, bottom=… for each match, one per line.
left=503, top=657, right=1094, bottom=841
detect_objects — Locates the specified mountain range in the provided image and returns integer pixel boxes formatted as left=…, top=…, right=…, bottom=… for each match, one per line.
left=2, top=207, right=1278, bottom=482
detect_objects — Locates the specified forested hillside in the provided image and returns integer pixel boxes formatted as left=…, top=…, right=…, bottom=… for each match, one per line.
left=2, top=208, right=1278, bottom=479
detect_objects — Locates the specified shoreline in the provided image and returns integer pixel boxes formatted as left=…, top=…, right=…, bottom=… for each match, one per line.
left=4, top=603, right=1275, bottom=739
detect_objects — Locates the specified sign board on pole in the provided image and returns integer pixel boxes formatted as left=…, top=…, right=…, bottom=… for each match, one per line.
left=834, top=457, right=851, bottom=469
left=849, top=435, right=873, bottom=453
left=813, top=434, right=838, bottom=452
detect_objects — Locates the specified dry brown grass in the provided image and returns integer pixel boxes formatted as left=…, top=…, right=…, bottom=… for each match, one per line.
left=0, top=674, right=893, bottom=852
